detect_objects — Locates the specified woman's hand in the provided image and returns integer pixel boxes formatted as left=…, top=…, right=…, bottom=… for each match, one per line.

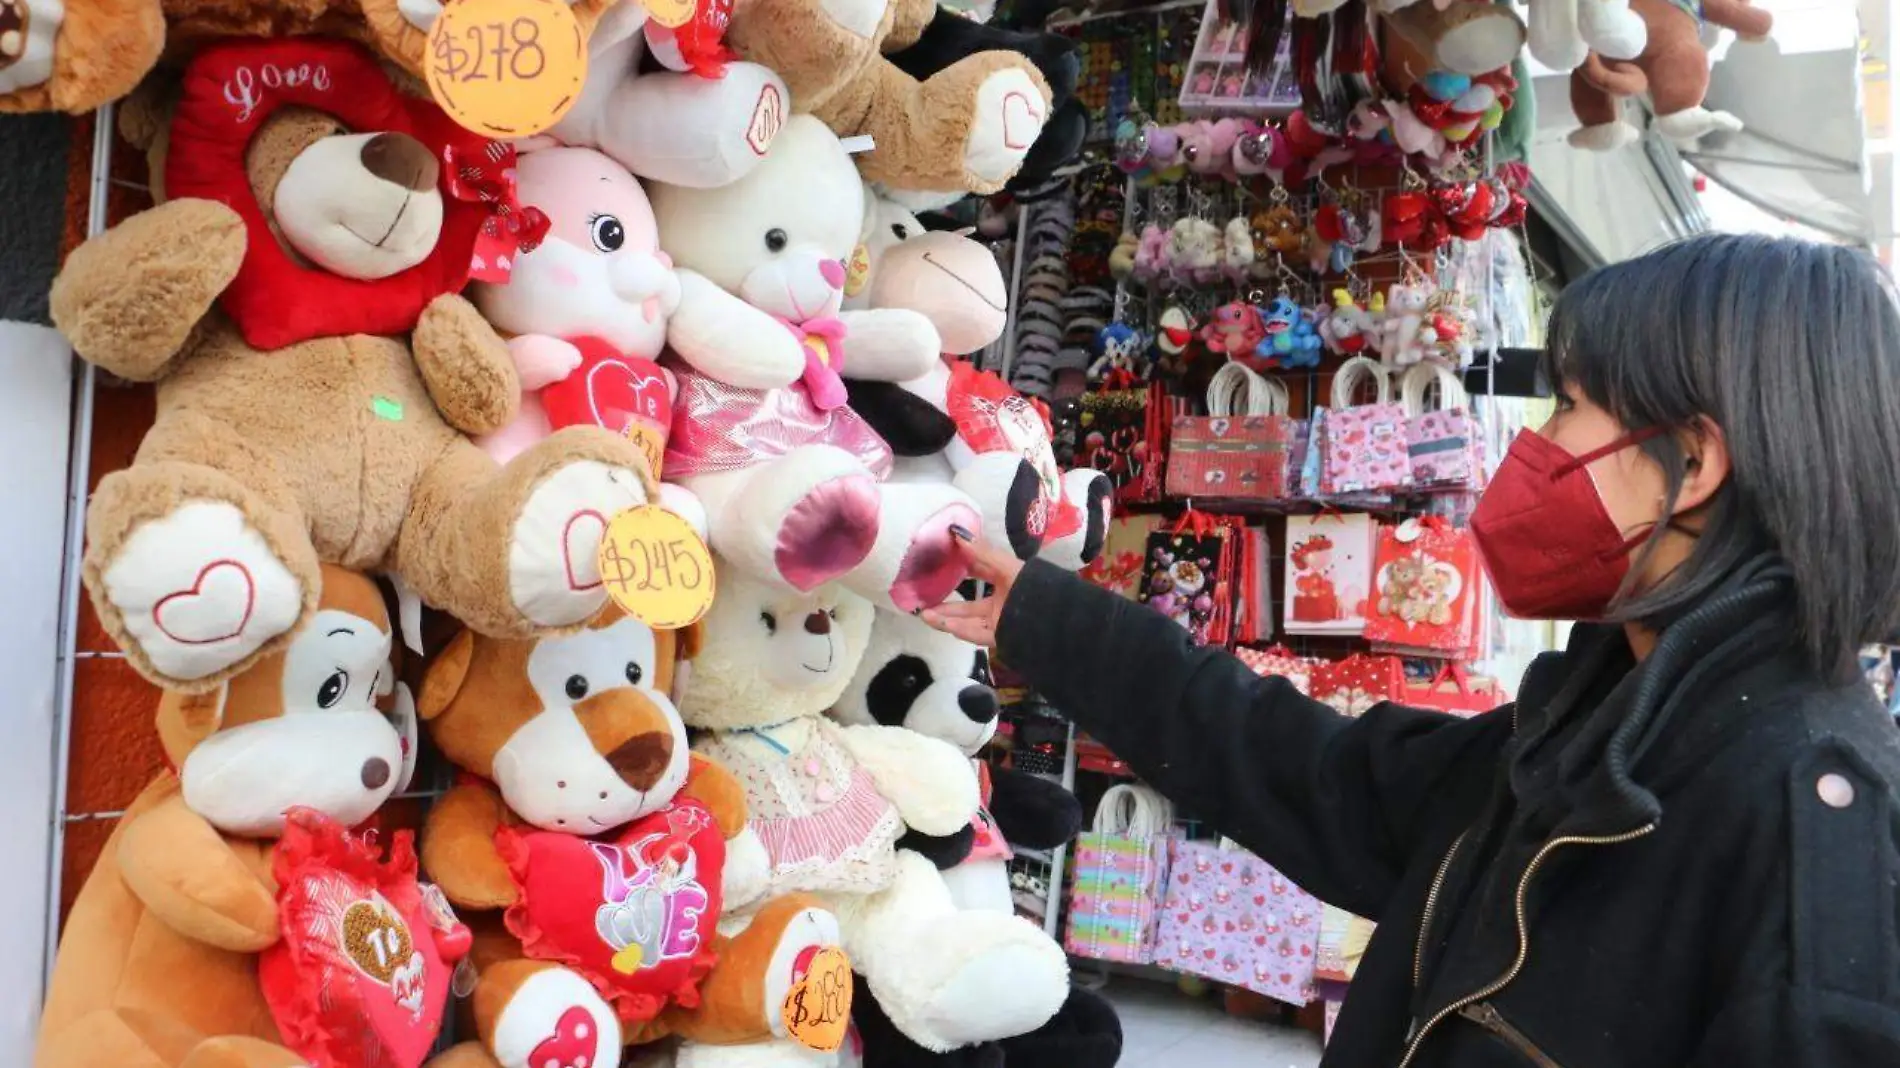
left=921, top=526, right=1024, bottom=647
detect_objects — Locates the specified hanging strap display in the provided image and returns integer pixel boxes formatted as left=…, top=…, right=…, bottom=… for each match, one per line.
left=1206, top=362, right=1289, bottom=417
left=1330, top=355, right=1392, bottom=409
left=1399, top=360, right=1469, bottom=417
left=1093, top=784, right=1174, bottom=837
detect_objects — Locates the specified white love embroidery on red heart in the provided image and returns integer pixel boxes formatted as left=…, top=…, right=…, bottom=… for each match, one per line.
left=586, top=360, right=671, bottom=435
left=1001, top=91, right=1042, bottom=151
left=563, top=510, right=608, bottom=592
left=153, top=560, right=257, bottom=645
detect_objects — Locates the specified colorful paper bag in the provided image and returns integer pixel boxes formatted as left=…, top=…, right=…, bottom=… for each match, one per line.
left=1139, top=512, right=1241, bottom=645
left=1283, top=513, right=1377, bottom=635
left=1323, top=357, right=1412, bottom=494
left=1154, top=839, right=1322, bottom=1007
left=1080, top=514, right=1164, bottom=600
left=1168, top=366, right=1294, bottom=501
left=1401, top=362, right=1484, bottom=491
left=1080, top=374, right=1167, bottom=506
left=1362, top=518, right=1483, bottom=656
left=1065, top=785, right=1173, bottom=964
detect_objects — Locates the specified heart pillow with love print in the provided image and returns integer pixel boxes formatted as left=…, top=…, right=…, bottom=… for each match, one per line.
left=260, top=809, right=470, bottom=1068
left=498, top=799, right=725, bottom=1024
left=542, top=336, right=677, bottom=477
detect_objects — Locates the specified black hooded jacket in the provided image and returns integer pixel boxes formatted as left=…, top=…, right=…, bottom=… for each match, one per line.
left=997, top=557, right=1900, bottom=1067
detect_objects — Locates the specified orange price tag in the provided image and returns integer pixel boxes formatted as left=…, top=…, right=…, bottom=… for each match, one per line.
left=597, top=506, right=716, bottom=630
left=425, top=0, right=587, bottom=138
left=647, top=0, right=696, bottom=28
left=782, top=946, right=852, bottom=1052
left=627, top=424, right=666, bottom=483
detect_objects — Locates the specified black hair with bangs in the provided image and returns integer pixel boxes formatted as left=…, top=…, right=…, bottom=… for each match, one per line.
left=1541, top=233, right=1900, bottom=681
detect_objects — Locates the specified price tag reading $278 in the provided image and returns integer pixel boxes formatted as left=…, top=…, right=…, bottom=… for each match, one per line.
left=426, top=0, right=587, bottom=138
left=598, top=506, right=716, bottom=630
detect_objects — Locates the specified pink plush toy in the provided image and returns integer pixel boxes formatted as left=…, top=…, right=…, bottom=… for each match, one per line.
left=1231, top=120, right=1292, bottom=182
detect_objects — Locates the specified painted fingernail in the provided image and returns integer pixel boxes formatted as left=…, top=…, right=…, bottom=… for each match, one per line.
left=948, top=525, right=974, bottom=542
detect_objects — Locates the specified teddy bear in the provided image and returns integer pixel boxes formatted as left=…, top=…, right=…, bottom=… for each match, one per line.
left=1378, top=282, right=1436, bottom=366
left=49, top=39, right=654, bottom=692
left=1376, top=0, right=1528, bottom=77
left=1523, top=0, right=1649, bottom=72
left=678, top=561, right=1071, bottom=1055
left=831, top=599, right=1121, bottom=1068
left=37, top=565, right=477, bottom=1068
left=648, top=114, right=985, bottom=615
left=415, top=605, right=853, bottom=1068
left=1377, top=555, right=1423, bottom=620
left=722, top=0, right=1051, bottom=194
left=839, top=193, right=1109, bottom=569
left=1566, top=0, right=1773, bottom=150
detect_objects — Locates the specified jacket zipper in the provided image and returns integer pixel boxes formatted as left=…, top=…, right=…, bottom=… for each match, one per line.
left=1395, top=823, right=1656, bottom=1068
left=1460, top=1002, right=1564, bottom=1068
left=1412, top=832, right=1467, bottom=987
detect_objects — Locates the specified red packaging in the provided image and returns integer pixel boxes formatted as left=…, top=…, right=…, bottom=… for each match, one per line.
left=260, top=810, right=471, bottom=1068
left=1308, top=655, right=1405, bottom=718
left=1403, top=663, right=1505, bottom=717
left=1362, top=518, right=1483, bottom=657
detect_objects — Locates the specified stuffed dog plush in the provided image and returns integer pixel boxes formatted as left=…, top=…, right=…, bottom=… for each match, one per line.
left=418, top=608, right=849, bottom=1068
left=37, top=565, right=472, bottom=1068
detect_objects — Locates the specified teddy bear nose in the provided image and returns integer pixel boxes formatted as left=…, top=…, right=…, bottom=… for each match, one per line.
left=360, top=757, right=392, bottom=790
left=360, top=133, right=439, bottom=192
left=804, top=611, right=831, bottom=635
left=957, top=684, right=998, bottom=723
left=819, top=259, right=846, bottom=289
left=607, top=731, right=675, bottom=789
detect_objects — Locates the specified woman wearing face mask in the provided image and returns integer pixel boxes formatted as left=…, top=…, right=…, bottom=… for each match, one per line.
left=925, top=234, right=1900, bottom=1067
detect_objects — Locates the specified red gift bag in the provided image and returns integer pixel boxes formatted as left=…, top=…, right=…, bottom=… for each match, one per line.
left=1167, top=365, right=1295, bottom=501
left=1308, top=655, right=1405, bottom=718
left=1081, top=373, right=1169, bottom=506
left=1236, top=645, right=1317, bottom=694
left=1363, top=518, right=1483, bottom=656
left=1404, top=663, right=1505, bottom=717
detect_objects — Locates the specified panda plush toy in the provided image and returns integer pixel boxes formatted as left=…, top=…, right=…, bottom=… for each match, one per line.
left=832, top=589, right=1122, bottom=1068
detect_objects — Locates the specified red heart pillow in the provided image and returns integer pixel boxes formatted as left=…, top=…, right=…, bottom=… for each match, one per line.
left=498, top=800, right=725, bottom=1024
left=261, top=809, right=471, bottom=1068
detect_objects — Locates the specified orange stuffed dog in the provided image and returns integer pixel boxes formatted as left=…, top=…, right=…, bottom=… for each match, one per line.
left=37, top=565, right=467, bottom=1068
left=418, top=608, right=850, bottom=1068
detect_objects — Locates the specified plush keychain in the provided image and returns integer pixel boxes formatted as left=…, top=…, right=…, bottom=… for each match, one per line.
left=1109, top=231, right=1141, bottom=280
left=1321, top=289, right=1382, bottom=356
left=1202, top=301, right=1269, bottom=359
left=1090, top=322, right=1149, bottom=382
left=1253, top=203, right=1308, bottom=258
left=1224, top=215, right=1258, bottom=282
left=1168, top=217, right=1225, bottom=286
left=1251, top=297, right=1326, bottom=371
left=1132, top=223, right=1171, bottom=282
left=1231, top=120, right=1292, bottom=181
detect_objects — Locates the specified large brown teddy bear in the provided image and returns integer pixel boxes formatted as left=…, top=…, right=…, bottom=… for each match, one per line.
left=36, top=565, right=476, bottom=1068
left=1568, top=0, right=1773, bottom=150
left=52, top=37, right=652, bottom=694
left=728, top=0, right=1052, bottom=195
left=417, top=608, right=850, bottom=1068
left=0, top=0, right=619, bottom=114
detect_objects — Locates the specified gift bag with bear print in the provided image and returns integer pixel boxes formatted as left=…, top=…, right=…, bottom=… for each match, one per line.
left=1362, top=517, right=1483, bottom=656
left=1323, top=357, right=1413, bottom=495
left=1154, top=839, right=1321, bottom=1007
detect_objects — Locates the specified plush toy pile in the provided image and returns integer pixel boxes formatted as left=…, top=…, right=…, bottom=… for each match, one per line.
left=33, top=6, right=1116, bottom=1068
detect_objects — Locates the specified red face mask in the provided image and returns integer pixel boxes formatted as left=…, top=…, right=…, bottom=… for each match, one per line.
left=1470, top=428, right=1662, bottom=621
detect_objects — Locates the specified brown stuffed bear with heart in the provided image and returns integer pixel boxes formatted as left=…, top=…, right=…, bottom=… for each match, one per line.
left=52, top=37, right=652, bottom=695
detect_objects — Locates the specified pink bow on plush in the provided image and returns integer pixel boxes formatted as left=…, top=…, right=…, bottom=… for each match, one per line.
left=779, top=316, right=851, bottom=411
left=444, top=142, right=551, bottom=284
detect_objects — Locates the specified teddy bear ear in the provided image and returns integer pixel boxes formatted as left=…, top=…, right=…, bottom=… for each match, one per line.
left=418, top=630, right=475, bottom=721
left=154, top=687, right=226, bottom=765
left=674, top=621, right=706, bottom=663
left=117, top=76, right=179, bottom=154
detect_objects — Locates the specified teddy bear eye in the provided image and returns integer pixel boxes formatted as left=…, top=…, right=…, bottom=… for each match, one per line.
left=590, top=215, right=625, bottom=253
left=565, top=674, right=590, bottom=701
left=764, top=228, right=788, bottom=253
left=625, top=662, right=644, bottom=686
left=890, top=223, right=909, bottom=240
left=760, top=611, right=778, bottom=634
left=318, top=669, right=349, bottom=709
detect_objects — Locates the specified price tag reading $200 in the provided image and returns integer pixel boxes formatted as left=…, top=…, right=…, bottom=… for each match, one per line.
left=598, top=506, right=716, bottom=630
left=426, top=0, right=587, bottom=138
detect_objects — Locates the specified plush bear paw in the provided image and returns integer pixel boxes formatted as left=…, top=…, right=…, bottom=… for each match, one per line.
left=486, top=965, right=623, bottom=1068
left=965, top=69, right=1048, bottom=187
left=771, top=474, right=882, bottom=592
left=874, top=912, right=1069, bottom=1051
left=1654, top=107, right=1745, bottom=145
left=886, top=500, right=982, bottom=615
left=509, top=460, right=650, bottom=628
left=95, top=500, right=306, bottom=686
left=761, top=905, right=849, bottom=1040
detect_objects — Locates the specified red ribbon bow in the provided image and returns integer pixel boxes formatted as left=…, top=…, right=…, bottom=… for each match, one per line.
left=444, top=141, right=550, bottom=284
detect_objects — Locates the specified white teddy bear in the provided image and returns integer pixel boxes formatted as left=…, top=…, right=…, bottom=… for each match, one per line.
left=648, top=116, right=983, bottom=614
left=678, top=561, right=1070, bottom=1057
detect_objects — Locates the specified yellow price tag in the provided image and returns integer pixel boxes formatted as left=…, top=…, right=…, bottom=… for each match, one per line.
left=598, top=505, right=716, bottom=630
left=843, top=243, right=871, bottom=298
left=647, top=0, right=696, bottom=29
left=782, top=946, right=852, bottom=1052
left=425, top=0, right=587, bottom=138
left=627, top=423, right=666, bottom=484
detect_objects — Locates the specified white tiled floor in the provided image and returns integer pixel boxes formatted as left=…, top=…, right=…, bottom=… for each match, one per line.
left=1104, top=977, right=1323, bottom=1067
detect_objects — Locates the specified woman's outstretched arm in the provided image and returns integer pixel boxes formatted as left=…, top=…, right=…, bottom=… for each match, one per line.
left=994, top=558, right=1513, bottom=917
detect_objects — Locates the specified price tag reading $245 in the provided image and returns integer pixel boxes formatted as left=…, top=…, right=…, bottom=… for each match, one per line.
left=598, top=506, right=716, bottom=630
left=426, top=0, right=587, bottom=138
